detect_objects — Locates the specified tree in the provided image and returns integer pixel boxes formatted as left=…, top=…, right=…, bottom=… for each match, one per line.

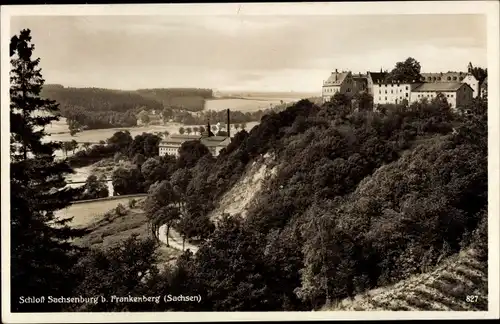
left=81, top=174, right=109, bottom=200
left=132, top=153, right=146, bottom=166
left=241, top=123, right=247, bottom=130
left=162, top=107, right=174, bottom=123
left=70, top=236, right=161, bottom=311
left=199, top=126, right=206, bottom=134
left=107, top=130, right=133, bottom=153
left=469, top=63, right=487, bottom=85
left=112, top=167, right=145, bottom=195
left=10, top=29, right=86, bottom=312
left=211, top=125, right=218, bottom=132
left=128, top=133, right=161, bottom=158
left=352, top=92, right=374, bottom=111
left=179, top=127, right=185, bottom=135
left=70, top=139, right=78, bottom=154
left=153, top=206, right=181, bottom=246
left=234, top=124, right=240, bottom=131
left=68, top=118, right=82, bottom=136
left=386, top=57, right=422, bottom=83
left=193, top=126, right=199, bottom=135
left=186, top=127, right=192, bottom=135
left=177, top=140, right=211, bottom=169
left=137, top=109, right=150, bottom=125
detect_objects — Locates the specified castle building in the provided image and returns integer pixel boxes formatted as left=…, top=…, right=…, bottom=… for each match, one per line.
left=420, top=63, right=481, bottom=98
left=409, top=82, right=474, bottom=109
left=372, top=81, right=419, bottom=106
left=322, top=64, right=478, bottom=110
left=366, top=70, right=389, bottom=96
left=321, top=69, right=355, bottom=103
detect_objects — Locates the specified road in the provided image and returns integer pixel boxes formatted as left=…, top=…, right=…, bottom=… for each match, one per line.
left=157, top=224, right=199, bottom=253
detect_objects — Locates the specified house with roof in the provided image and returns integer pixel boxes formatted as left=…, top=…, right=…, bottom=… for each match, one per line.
left=409, top=82, right=473, bottom=109
left=321, top=69, right=355, bottom=103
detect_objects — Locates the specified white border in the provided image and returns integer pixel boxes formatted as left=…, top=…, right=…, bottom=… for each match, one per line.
left=1, top=1, right=499, bottom=322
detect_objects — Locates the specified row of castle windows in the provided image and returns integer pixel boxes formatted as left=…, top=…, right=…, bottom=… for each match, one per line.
left=379, top=89, right=409, bottom=94
left=422, top=76, right=465, bottom=81
left=377, top=84, right=410, bottom=89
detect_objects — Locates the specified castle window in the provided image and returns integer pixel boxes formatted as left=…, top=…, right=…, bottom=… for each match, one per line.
left=385, top=90, right=387, bottom=94
left=406, top=93, right=408, bottom=97
left=391, top=90, right=393, bottom=94
left=385, top=97, right=387, bottom=101
left=406, top=86, right=409, bottom=90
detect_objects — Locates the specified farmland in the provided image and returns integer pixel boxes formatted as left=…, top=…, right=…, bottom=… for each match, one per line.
left=54, top=196, right=146, bottom=229
left=45, top=117, right=259, bottom=143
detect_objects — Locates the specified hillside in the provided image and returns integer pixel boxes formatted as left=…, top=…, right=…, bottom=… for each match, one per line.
left=322, top=247, right=488, bottom=311
left=60, top=94, right=488, bottom=312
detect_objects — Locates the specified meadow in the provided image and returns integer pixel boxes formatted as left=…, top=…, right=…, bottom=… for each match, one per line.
left=55, top=196, right=147, bottom=229
left=45, top=117, right=259, bottom=143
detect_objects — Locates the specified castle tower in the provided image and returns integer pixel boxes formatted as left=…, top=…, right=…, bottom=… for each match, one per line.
left=468, top=62, right=473, bottom=73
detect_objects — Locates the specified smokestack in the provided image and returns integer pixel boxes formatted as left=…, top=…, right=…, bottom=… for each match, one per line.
left=227, top=109, right=230, bottom=138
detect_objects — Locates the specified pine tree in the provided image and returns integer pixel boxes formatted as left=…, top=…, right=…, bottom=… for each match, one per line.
left=10, top=29, right=86, bottom=312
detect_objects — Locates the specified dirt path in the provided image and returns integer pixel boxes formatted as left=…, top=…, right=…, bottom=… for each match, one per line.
left=157, top=224, right=199, bottom=254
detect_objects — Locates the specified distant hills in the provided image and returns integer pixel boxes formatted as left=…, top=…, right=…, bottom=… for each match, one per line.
left=40, top=85, right=215, bottom=130
left=41, top=84, right=214, bottom=113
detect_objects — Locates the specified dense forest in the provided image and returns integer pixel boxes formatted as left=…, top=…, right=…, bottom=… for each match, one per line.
left=11, top=29, right=488, bottom=313
left=40, top=85, right=213, bottom=130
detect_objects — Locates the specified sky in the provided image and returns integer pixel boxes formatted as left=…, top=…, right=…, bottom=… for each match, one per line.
left=10, top=13, right=487, bottom=92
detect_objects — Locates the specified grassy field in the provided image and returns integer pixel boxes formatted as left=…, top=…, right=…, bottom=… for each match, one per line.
left=55, top=197, right=144, bottom=229
left=322, top=248, right=488, bottom=311
left=45, top=119, right=260, bottom=143
left=72, top=204, right=181, bottom=267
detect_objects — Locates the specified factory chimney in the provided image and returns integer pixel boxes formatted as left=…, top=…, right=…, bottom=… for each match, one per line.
left=227, top=109, right=231, bottom=138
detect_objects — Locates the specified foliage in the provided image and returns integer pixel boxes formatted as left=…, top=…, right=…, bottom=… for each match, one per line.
left=69, top=236, right=160, bottom=311
left=10, top=29, right=87, bottom=312
left=177, top=140, right=211, bottom=169
left=112, top=167, right=146, bottom=195
left=386, top=57, right=422, bottom=83
left=78, top=174, right=109, bottom=200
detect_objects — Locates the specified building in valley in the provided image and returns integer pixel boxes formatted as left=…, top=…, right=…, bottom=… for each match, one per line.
left=409, top=82, right=473, bottom=109
left=159, top=109, right=233, bottom=157
left=321, top=69, right=355, bottom=103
